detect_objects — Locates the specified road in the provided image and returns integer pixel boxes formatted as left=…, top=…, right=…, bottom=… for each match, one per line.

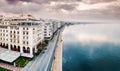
left=22, top=29, right=60, bottom=71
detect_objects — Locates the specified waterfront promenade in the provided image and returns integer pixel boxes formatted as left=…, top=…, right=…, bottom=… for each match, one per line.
left=51, top=30, right=62, bottom=71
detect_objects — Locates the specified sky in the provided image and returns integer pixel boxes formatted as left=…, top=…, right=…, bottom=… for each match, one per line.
left=0, top=0, right=120, bottom=21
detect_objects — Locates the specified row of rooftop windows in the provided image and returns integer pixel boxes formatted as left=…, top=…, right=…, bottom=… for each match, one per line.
left=0, top=33, right=8, bottom=37
left=1, top=26, right=36, bottom=31
left=10, top=27, right=35, bottom=30
left=17, top=22, right=39, bottom=26
left=0, top=37, right=29, bottom=45
left=10, top=39, right=29, bottom=45
left=10, top=31, right=19, bottom=34
left=0, top=38, right=8, bottom=41
left=0, top=29, right=8, bottom=32
left=0, top=22, right=8, bottom=25
left=0, top=27, right=35, bottom=32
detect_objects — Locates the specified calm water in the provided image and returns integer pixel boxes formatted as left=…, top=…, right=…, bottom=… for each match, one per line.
left=62, top=23, right=120, bottom=71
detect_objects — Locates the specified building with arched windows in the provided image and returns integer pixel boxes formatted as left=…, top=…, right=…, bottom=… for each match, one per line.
left=0, top=15, right=44, bottom=58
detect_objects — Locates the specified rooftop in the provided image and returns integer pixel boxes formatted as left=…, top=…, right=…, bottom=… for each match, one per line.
left=0, top=48, right=20, bottom=63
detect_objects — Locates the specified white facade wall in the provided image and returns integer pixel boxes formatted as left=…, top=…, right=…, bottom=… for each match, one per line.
left=44, top=20, right=61, bottom=40
left=44, top=22, right=53, bottom=40
left=0, top=15, right=44, bottom=58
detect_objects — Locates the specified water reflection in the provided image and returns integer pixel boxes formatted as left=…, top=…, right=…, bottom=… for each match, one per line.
left=63, top=23, right=120, bottom=71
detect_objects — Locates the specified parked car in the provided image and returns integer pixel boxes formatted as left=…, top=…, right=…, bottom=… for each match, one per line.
left=42, top=51, right=45, bottom=54
left=44, top=48, right=47, bottom=50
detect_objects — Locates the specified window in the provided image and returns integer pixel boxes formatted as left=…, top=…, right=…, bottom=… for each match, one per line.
left=27, top=28, right=28, bottom=30
left=33, top=28, right=35, bottom=30
left=10, top=35, right=12, bottom=37
left=17, top=31, right=19, bottom=34
left=23, top=41, right=25, bottom=44
left=18, top=40, right=19, bottom=43
left=14, top=35, right=16, bottom=38
left=27, top=41, right=29, bottom=44
left=26, top=32, right=28, bottom=35
left=23, top=32, right=25, bottom=35
left=44, top=34, right=47, bottom=36
left=44, top=31, right=47, bottom=33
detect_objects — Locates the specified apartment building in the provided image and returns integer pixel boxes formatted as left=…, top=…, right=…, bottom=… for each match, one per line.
left=44, top=22, right=53, bottom=40
left=0, top=15, right=44, bottom=58
left=44, top=19, right=61, bottom=40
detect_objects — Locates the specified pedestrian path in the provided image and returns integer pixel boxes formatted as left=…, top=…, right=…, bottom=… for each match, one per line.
left=52, top=31, right=62, bottom=71
left=0, top=62, right=22, bottom=71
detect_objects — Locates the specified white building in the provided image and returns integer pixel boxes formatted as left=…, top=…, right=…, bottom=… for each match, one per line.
left=44, top=19, right=61, bottom=40
left=44, top=21, right=53, bottom=40
left=52, top=21, right=61, bottom=33
left=0, top=15, right=44, bottom=58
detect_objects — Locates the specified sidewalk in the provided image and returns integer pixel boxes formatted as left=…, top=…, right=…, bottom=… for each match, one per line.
left=0, top=62, right=22, bottom=71
left=52, top=31, right=62, bottom=71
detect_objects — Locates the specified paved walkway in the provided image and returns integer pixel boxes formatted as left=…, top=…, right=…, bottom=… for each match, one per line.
left=52, top=31, right=62, bottom=71
left=0, top=62, right=22, bottom=71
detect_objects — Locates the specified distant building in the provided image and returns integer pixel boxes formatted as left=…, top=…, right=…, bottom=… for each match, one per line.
left=44, top=19, right=61, bottom=40
left=0, top=15, right=44, bottom=58
left=44, top=21, right=53, bottom=40
left=52, top=21, right=61, bottom=33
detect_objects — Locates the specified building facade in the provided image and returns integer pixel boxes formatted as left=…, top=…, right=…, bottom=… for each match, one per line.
left=0, top=15, right=44, bottom=58
left=44, top=22, right=53, bottom=40
left=44, top=19, right=61, bottom=40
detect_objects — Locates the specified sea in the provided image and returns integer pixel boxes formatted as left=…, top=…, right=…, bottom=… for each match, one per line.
left=62, top=23, right=120, bottom=71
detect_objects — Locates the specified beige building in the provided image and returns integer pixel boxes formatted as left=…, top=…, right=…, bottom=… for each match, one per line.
left=0, top=15, right=44, bottom=58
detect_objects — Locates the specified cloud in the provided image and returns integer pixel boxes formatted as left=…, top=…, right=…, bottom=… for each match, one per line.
left=6, top=0, right=30, bottom=4
left=6, top=0, right=50, bottom=4
left=6, top=0, right=116, bottom=4
left=1, top=1, right=41, bottom=14
left=0, top=0, right=119, bottom=21
left=55, top=4, right=78, bottom=11
left=82, top=0, right=117, bottom=4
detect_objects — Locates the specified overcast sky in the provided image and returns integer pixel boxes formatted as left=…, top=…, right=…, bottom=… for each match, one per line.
left=0, top=0, right=120, bottom=21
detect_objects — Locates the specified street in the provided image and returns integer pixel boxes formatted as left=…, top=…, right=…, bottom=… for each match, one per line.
left=22, top=30, right=60, bottom=71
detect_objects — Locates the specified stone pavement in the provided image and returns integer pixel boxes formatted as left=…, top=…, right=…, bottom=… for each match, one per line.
left=0, top=62, right=22, bottom=71
left=51, top=31, right=62, bottom=71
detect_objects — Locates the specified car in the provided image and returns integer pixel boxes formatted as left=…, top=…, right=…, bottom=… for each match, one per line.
left=44, top=48, right=47, bottom=50
left=42, top=51, right=45, bottom=54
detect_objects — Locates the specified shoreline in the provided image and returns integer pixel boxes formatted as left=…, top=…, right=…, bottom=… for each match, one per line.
left=51, top=29, right=63, bottom=71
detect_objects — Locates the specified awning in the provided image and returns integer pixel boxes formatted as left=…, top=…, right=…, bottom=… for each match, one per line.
left=0, top=47, right=20, bottom=63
